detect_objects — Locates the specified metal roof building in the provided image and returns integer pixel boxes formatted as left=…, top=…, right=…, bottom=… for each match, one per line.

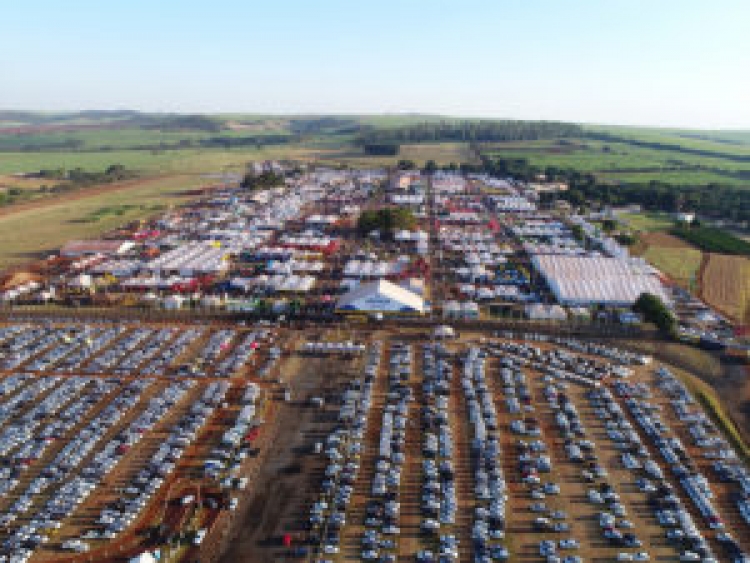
left=532, top=254, right=669, bottom=307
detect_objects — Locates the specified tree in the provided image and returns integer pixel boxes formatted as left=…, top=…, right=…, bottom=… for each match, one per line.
left=601, top=219, right=617, bottom=233
left=363, top=143, right=399, bottom=156
left=570, top=224, right=586, bottom=242
left=423, top=160, right=438, bottom=174
left=615, top=233, right=635, bottom=246
left=357, top=207, right=416, bottom=239
left=397, top=159, right=416, bottom=170
left=241, top=170, right=284, bottom=191
left=633, top=292, right=676, bottom=336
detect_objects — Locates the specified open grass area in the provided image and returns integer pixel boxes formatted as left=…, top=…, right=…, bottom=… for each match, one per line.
left=644, top=244, right=702, bottom=287
left=0, top=146, right=331, bottom=175
left=619, top=212, right=676, bottom=232
left=399, top=142, right=475, bottom=164
left=599, top=169, right=749, bottom=186
left=480, top=136, right=750, bottom=188
left=0, top=174, right=207, bottom=267
left=0, top=174, right=59, bottom=191
left=75, top=203, right=165, bottom=224
left=0, top=141, right=475, bottom=176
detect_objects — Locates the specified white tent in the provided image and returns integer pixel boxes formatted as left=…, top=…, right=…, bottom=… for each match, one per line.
left=433, top=325, right=456, bottom=339
left=525, top=303, right=567, bottom=321
left=336, top=279, right=425, bottom=314
left=162, top=295, right=185, bottom=310
left=130, top=554, right=158, bottom=563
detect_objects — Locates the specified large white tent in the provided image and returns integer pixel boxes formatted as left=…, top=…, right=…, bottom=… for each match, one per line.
left=336, top=279, right=425, bottom=314
left=532, top=254, right=669, bottom=307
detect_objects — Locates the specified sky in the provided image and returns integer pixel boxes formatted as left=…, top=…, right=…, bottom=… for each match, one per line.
left=1, top=0, right=749, bottom=129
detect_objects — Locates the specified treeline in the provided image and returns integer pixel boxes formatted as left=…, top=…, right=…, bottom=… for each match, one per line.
left=142, top=114, right=224, bottom=132
left=289, top=117, right=360, bottom=135
left=0, top=165, right=136, bottom=208
left=38, top=164, right=134, bottom=185
left=363, top=143, right=399, bottom=156
left=587, top=132, right=750, bottom=163
left=193, top=135, right=291, bottom=149
left=474, top=151, right=750, bottom=224
left=1, top=135, right=292, bottom=154
left=552, top=179, right=750, bottom=223
left=670, top=225, right=750, bottom=256
left=359, top=120, right=584, bottom=144
left=0, top=139, right=85, bottom=152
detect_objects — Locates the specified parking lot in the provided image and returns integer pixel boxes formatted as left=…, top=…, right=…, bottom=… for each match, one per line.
left=0, top=319, right=285, bottom=563
left=218, top=331, right=750, bottom=563
left=0, top=321, right=746, bottom=563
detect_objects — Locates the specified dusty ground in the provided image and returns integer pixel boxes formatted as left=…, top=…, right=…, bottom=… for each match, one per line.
left=220, top=349, right=365, bottom=563
left=638, top=232, right=695, bottom=249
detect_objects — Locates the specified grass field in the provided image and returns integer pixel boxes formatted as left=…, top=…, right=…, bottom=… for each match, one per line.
left=0, top=145, right=337, bottom=175
left=399, top=142, right=476, bottom=164
left=619, top=212, right=676, bottom=232
left=0, top=142, right=476, bottom=176
left=585, top=124, right=750, bottom=153
left=0, top=175, right=207, bottom=267
left=644, top=244, right=702, bottom=288
left=629, top=231, right=701, bottom=289
left=312, top=142, right=475, bottom=168
left=0, top=174, right=59, bottom=191
left=479, top=137, right=750, bottom=187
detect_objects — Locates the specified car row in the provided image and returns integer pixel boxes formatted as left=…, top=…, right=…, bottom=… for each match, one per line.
left=308, top=342, right=380, bottom=558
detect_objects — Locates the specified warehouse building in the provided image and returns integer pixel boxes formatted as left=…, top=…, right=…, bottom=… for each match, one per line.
left=532, top=254, right=669, bottom=307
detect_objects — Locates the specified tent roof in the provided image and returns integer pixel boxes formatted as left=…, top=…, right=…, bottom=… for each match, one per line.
left=336, top=279, right=424, bottom=313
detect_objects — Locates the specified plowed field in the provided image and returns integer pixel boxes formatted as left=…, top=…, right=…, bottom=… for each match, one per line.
left=701, top=253, right=750, bottom=323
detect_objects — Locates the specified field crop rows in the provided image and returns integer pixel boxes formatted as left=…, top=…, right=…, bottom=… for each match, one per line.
left=700, top=254, right=750, bottom=323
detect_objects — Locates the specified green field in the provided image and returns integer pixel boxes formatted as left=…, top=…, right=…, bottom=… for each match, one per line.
left=643, top=245, right=702, bottom=287
left=671, top=225, right=750, bottom=256
left=4, top=112, right=750, bottom=188
left=480, top=138, right=750, bottom=187
left=0, top=145, right=329, bottom=175
left=618, top=212, right=676, bottom=232
left=0, top=175, right=204, bottom=267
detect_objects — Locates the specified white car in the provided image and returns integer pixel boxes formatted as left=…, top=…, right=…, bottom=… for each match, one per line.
left=559, top=539, right=579, bottom=550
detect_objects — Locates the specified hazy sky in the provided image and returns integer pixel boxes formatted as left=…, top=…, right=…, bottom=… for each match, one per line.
left=2, top=0, right=749, bottom=129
